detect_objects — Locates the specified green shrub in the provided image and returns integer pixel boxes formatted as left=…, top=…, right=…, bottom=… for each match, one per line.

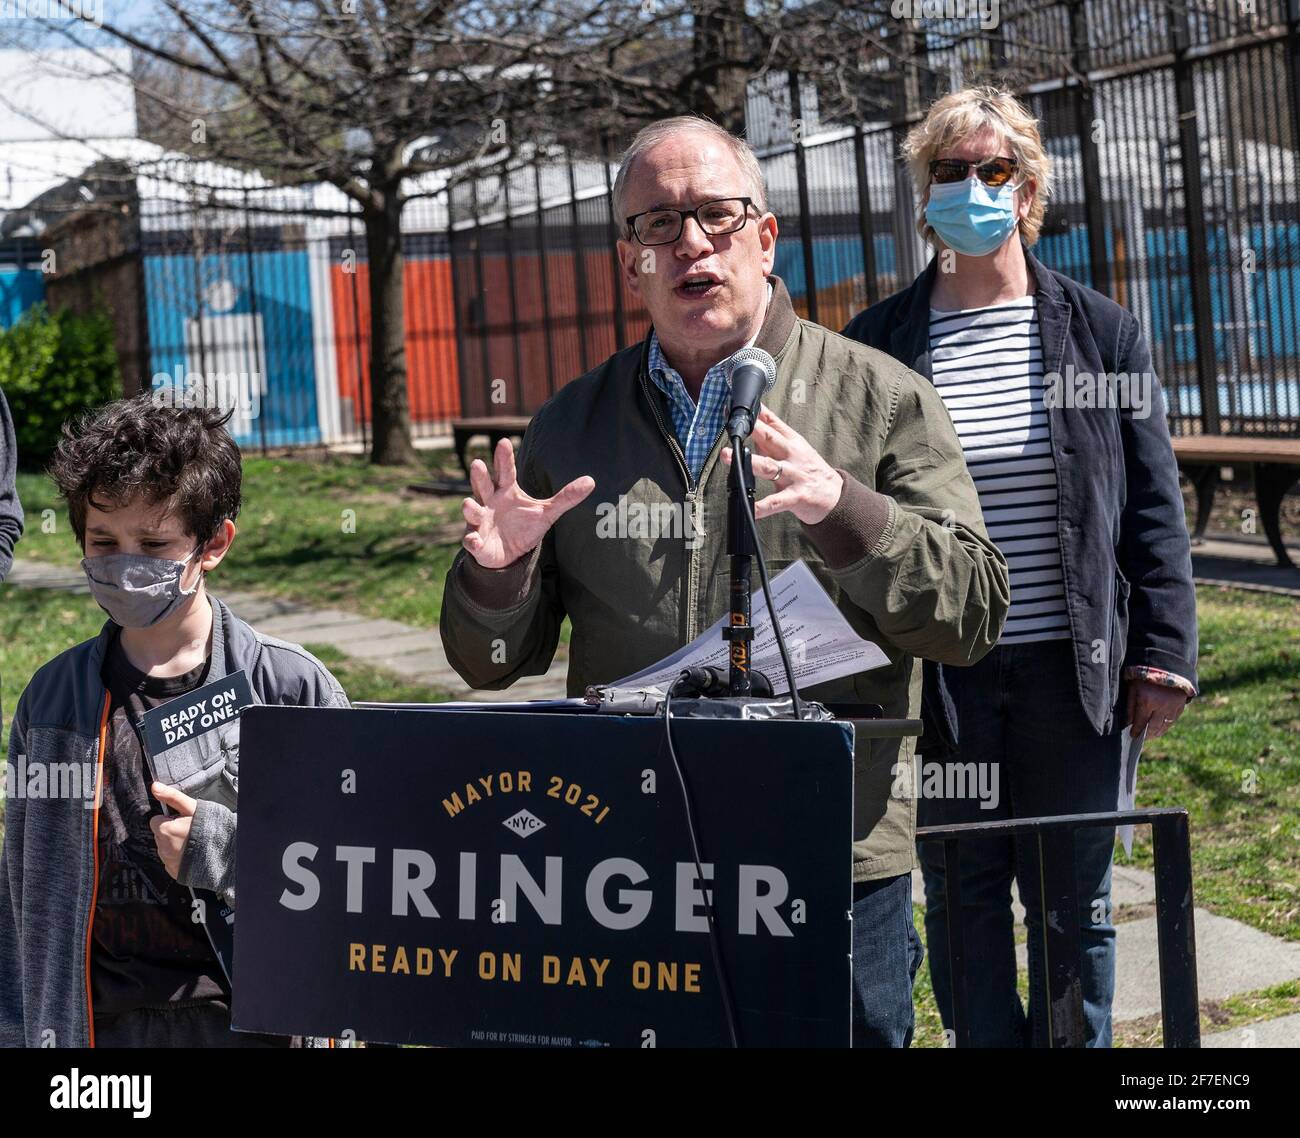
left=0, top=303, right=122, bottom=469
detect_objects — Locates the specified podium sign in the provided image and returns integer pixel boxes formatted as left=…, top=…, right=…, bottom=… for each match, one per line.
left=232, top=707, right=854, bottom=1047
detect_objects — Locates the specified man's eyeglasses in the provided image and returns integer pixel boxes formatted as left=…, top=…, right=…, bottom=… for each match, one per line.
left=625, top=197, right=757, bottom=246
left=929, top=156, right=1019, bottom=188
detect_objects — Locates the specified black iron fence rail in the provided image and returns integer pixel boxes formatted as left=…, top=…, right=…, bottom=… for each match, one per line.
left=917, top=807, right=1199, bottom=1048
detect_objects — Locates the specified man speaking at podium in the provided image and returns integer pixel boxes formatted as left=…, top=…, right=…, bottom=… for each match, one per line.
left=440, top=116, right=1010, bottom=1047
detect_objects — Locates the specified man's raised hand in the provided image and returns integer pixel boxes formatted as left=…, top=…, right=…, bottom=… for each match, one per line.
left=461, top=437, right=595, bottom=569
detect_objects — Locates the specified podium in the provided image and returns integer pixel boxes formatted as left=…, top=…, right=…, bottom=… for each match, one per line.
left=231, top=704, right=918, bottom=1048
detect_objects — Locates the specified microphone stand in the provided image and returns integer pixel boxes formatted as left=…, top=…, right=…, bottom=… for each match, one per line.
left=662, top=430, right=775, bottom=702
left=724, top=436, right=764, bottom=697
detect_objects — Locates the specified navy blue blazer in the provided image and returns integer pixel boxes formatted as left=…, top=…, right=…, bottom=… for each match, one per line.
left=843, top=245, right=1199, bottom=750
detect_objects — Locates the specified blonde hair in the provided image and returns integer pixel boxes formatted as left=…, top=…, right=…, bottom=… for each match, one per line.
left=612, top=115, right=768, bottom=232
left=902, top=86, right=1053, bottom=247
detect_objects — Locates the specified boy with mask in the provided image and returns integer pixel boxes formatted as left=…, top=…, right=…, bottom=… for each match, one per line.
left=0, top=395, right=349, bottom=1047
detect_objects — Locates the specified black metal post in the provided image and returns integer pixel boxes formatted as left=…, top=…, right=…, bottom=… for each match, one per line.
left=130, top=179, right=152, bottom=399
left=1172, top=2, right=1222, bottom=433
left=943, top=838, right=972, bottom=1049
left=533, top=162, right=558, bottom=399
left=1036, top=828, right=1086, bottom=1047
left=788, top=71, right=819, bottom=326
left=852, top=125, right=880, bottom=309
left=501, top=172, right=524, bottom=415
left=603, top=136, right=628, bottom=351
left=188, top=184, right=209, bottom=387
left=1152, top=812, right=1201, bottom=1047
left=1290, top=2, right=1300, bottom=242
left=346, top=205, right=368, bottom=453
left=1070, top=0, right=1111, bottom=296
left=446, top=188, right=470, bottom=422
left=919, top=808, right=1200, bottom=1049
left=470, top=178, right=492, bottom=406
left=725, top=444, right=757, bottom=696
left=567, top=153, right=591, bottom=374
left=241, top=187, right=269, bottom=455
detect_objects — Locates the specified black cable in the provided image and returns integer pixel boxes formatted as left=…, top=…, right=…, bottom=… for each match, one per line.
left=640, top=434, right=801, bottom=1049
left=730, top=432, right=803, bottom=720
left=662, top=679, right=741, bottom=1048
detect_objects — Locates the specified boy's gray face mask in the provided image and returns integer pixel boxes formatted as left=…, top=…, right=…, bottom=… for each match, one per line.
left=81, top=547, right=203, bottom=629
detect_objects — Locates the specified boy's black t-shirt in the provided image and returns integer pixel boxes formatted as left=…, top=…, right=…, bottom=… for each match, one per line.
left=93, top=630, right=297, bottom=1048
left=94, top=634, right=230, bottom=1023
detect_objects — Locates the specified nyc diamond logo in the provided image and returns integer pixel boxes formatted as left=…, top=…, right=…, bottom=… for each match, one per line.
left=502, top=809, right=546, bottom=838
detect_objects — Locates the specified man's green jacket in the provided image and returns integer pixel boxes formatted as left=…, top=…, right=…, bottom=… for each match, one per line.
left=440, top=275, right=1010, bottom=881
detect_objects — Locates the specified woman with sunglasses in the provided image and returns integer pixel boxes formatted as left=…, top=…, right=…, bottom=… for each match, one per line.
left=844, top=86, right=1198, bottom=1048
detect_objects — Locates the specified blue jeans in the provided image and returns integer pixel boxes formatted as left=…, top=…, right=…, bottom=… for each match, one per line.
left=917, top=639, right=1122, bottom=1048
left=851, top=872, right=924, bottom=1047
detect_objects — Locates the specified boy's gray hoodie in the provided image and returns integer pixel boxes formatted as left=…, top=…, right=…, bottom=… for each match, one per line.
left=0, top=384, right=23, bottom=581
left=0, top=594, right=349, bottom=1047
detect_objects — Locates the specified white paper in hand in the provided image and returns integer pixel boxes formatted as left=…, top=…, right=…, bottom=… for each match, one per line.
left=612, top=559, right=890, bottom=694
left=1117, top=724, right=1146, bottom=857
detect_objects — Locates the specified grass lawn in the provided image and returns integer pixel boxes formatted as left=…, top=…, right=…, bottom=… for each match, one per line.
left=8, top=518, right=1293, bottom=940
left=0, top=586, right=107, bottom=755
left=1122, top=587, right=1300, bottom=942
left=3, top=457, right=1297, bottom=1043
left=13, top=449, right=471, bottom=631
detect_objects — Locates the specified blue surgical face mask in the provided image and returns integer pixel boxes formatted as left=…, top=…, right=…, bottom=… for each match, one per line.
left=924, top=176, right=1022, bottom=257
left=82, top=547, right=204, bottom=628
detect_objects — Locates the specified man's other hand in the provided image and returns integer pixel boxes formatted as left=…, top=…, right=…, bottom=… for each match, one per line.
left=461, top=437, right=595, bottom=569
left=722, top=406, right=844, bottom=524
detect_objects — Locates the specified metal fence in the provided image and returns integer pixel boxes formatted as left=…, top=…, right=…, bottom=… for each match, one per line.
left=450, top=0, right=1300, bottom=439
left=25, top=1, right=1300, bottom=450
left=40, top=157, right=462, bottom=456
left=134, top=167, right=461, bottom=455
left=918, top=806, right=1200, bottom=1048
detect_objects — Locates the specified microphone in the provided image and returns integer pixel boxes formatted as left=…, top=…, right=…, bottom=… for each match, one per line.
left=724, top=346, right=777, bottom=439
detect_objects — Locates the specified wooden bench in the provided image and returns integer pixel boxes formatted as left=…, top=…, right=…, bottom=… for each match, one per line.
left=451, top=416, right=531, bottom=479
left=1171, top=436, right=1300, bottom=567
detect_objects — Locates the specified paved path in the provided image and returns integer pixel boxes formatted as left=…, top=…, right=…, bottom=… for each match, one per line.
left=1191, top=534, right=1300, bottom=596
left=10, top=555, right=1296, bottom=1044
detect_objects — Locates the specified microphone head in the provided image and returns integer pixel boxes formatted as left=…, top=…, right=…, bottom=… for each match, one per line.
left=725, top=346, right=777, bottom=394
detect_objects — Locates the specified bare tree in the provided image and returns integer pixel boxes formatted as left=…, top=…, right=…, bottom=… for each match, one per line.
left=3, top=1, right=1100, bottom=460
left=24, top=3, right=624, bottom=461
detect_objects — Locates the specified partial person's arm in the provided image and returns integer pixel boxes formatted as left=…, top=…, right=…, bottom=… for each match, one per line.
left=802, top=369, right=1011, bottom=666
left=1115, top=316, right=1199, bottom=689
left=0, top=385, right=24, bottom=582
left=1112, top=315, right=1198, bottom=740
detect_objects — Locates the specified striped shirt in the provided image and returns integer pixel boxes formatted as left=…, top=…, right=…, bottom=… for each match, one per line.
left=930, top=296, right=1071, bottom=645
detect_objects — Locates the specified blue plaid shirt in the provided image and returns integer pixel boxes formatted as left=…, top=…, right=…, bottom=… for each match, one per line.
left=647, top=282, right=772, bottom=482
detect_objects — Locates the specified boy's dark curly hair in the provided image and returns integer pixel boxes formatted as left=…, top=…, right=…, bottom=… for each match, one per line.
left=49, top=394, right=243, bottom=548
